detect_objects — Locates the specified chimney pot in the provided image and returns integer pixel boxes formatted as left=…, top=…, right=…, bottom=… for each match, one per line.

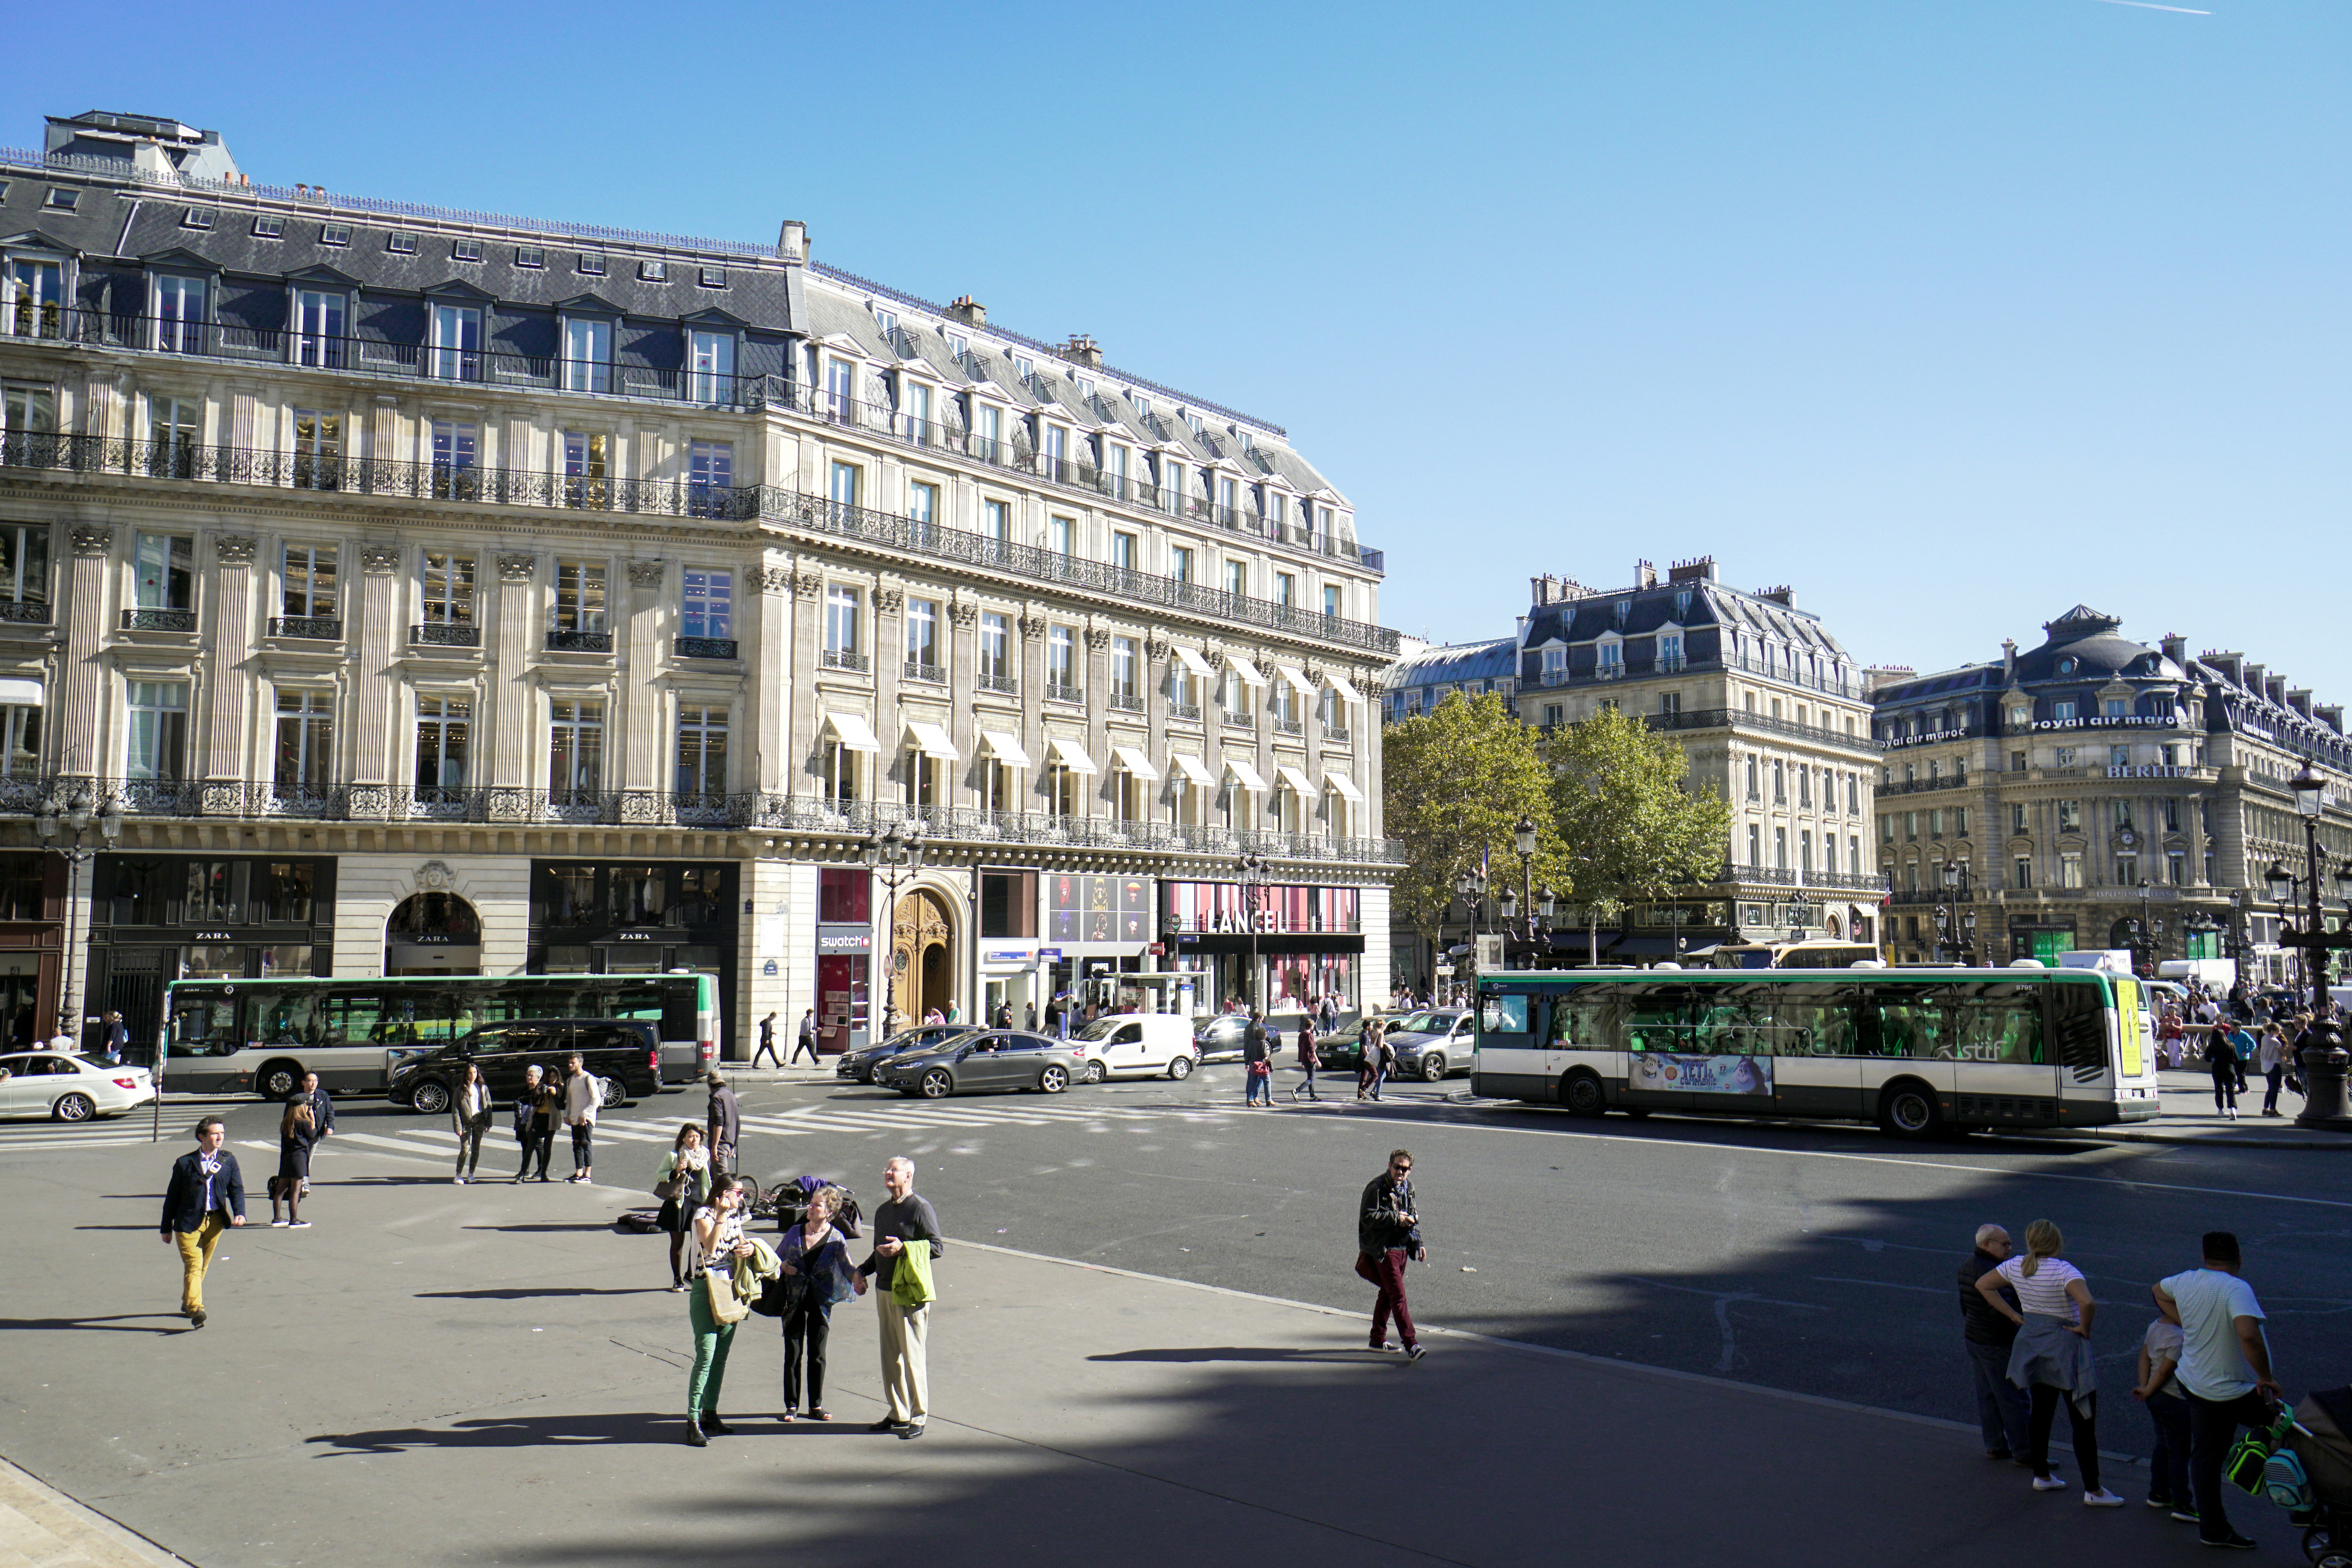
left=948, top=295, right=987, bottom=328
left=777, top=220, right=808, bottom=261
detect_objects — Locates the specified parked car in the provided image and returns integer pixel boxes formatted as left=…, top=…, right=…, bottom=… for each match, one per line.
left=835, top=1025, right=977, bottom=1085
left=1378, top=1008, right=1474, bottom=1081
left=877, top=1030, right=1092, bottom=1098
left=388, top=1020, right=660, bottom=1113
left=1305, top=1010, right=1404, bottom=1071
left=1193, top=1014, right=1252, bottom=1063
left=1072, top=1013, right=1198, bottom=1082
left=0, top=1052, right=157, bottom=1122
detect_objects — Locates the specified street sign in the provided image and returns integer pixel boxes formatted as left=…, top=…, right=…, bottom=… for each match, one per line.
left=1475, top=935, right=1506, bottom=972
left=1148, top=943, right=1164, bottom=956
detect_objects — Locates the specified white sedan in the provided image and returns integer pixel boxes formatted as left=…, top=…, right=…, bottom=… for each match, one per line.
left=0, top=1052, right=158, bottom=1122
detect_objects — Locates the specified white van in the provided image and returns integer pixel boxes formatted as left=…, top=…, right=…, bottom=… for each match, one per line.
left=1071, top=1013, right=1199, bottom=1081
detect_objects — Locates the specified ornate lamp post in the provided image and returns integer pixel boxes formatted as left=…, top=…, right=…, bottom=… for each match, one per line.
left=863, top=821, right=926, bottom=1036
left=1237, top=850, right=1270, bottom=1013
left=36, top=789, right=121, bottom=1051
left=1455, top=865, right=1489, bottom=994
left=2281, top=765, right=2352, bottom=1130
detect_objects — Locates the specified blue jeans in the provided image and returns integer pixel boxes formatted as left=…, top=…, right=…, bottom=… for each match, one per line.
left=1966, top=1338, right=2030, bottom=1455
left=1245, top=1067, right=1270, bottom=1106
left=2147, top=1391, right=2191, bottom=1504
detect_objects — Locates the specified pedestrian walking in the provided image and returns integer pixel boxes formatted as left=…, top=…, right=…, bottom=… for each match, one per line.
left=160, top=1117, right=245, bottom=1328
left=1025, top=1001, right=1038, bottom=1032
left=510, top=1064, right=551, bottom=1182
left=751, top=1011, right=782, bottom=1068
left=101, top=1009, right=130, bottom=1065
left=268, top=1098, right=316, bottom=1227
left=563, top=1054, right=600, bottom=1183
left=2133, top=1287, right=2194, bottom=1519
left=2226, top=1020, right=2255, bottom=1095
left=450, top=1063, right=492, bottom=1184
left=705, top=1071, right=740, bottom=1177
left=791, top=1007, right=822, bottom=1066
left=2158, top=1007, right=2185, bottom=1071
left=295, top=1071, right=334, bottom=1198
left=1358, top=1016, right=1387, bottom=1100
left=1355, top=1148, right=1426, bottom=1362
left=1368, top=1024, right=1397, bottom=1102
left=1974, top=1218, right=2125, bottom=1506
left=683, top=1172, right=753, bottom=1446
left=2154, top=1231, right=2279, bottom=1550
left=857, top=1155, right=943, bottom=1438
left=923, top=1005, right=944, bottom=1027
left=1241, top=1010, right=1272, bottom=1107
left=1958, top=1224, right=2032, bottom=1464
left=655, top=1124, right=712, bottom=1291
left=945, top=1000, right=961, bottom=1025
left=1294, top=1017, right=1320, bottom=1102
left=2202, top=1026, right=2240, bottom=1119
left=47, top=1016, right=75, bottom=1054
left=994, top=1001, right=1013, bottom=1029
left=779, top=1185, right=862, bottom=1421
left=2257, top=1025, right=2288, bottom=1117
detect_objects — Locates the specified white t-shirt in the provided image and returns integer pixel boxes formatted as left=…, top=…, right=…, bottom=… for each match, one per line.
left=2161, top=1267, right=2266, bottom=1401
left=688, top=1204, right=744, bottom=1280
left=1996, top=1255, right=2085, bottom=1324
left=2141, top=1318, right=2186, bottom=1398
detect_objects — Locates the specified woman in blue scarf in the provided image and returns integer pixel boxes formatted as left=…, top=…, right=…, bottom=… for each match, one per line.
left=779, top=1184, right=863, bottom=1421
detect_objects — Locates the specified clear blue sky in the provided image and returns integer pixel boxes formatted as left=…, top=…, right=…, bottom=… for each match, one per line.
left=12, top=0, right=2348, bottom=691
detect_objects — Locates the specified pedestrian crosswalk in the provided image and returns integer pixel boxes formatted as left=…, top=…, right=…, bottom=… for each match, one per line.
left=0, top=1102, right=216, bottom=1155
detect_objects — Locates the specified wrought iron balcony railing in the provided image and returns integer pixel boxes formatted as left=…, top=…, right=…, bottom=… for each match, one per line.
left=1107, top=693, right=1144, bottom=714
left=1044, top=682, right=1084, bottom=705
left=268, top=616, right=342, bottom=641
left=821, top=649, right=870, bottom=673
left=1168, top=702, right=1202, bottom=723
left=410, top=622, right=481, bottom=647
left=546, top=629, right=614, bottom=653
left=0, top=599, right=50, bottom=624
left=903, top=661, right=947, bottom=685
left=120, top=607, right=196, bottom=632
left=673, top=636, right=738, bottom=661
left=975, top=672, right=1018, bottom=695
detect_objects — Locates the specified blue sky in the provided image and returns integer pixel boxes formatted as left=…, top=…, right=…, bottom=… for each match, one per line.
left=12, top=0, right=2347, bottom=689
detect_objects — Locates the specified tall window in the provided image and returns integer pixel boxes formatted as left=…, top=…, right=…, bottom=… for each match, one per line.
left=0, top=697, right=35, bottom=780
left=294, top=291, right=345, bottom=368
left=292, top=410, right=341, bottom=490
left=1164, top=460, right=1186, bottom=513
left=550, top=699, right=605, bottom=797
left=983, top=498, right=1009, bottom=542
left=135, top=534, right=194, bottom=610
left=979, top=612, right=1010, bottom=682
left=829, top=460, right=860, bottom=510
left=1049, top=515, right=1074, bottom=556
left=821, top=739, right=858, bottom=803
left=153, top=275, right=204, bottom=353
left=686, top=440, right=732, bottom=515
left=421, top=552, right=475, bottom=626
left=562, top=318, right=611, bottom=393
left=1276, top=572, right=1296, bottom=608
left=553, top=559, right=607, bottom=632
left=824, top=585, right=860, bottom=658
left=429, top=302, right=481, bottom=381
left=4, top=382, right=56, bottom=437
left=1774, top=826, right=1788, bottom=870
left=0, top=524, right=48, bottom=614
left=687, top=330, right=735, bottom=403
left=1225, top=560, right=1247, bottom=598
left=903, top=382, right=932, bottom=442
left=905, top=599, right=939, bottom=674
left=1323, top=585, right=1341, bottom=619
left=908, top=481, right=938, bottom=526
left=1111, top=636, right=1137, bottom=702
left=126, top=682, right=188, bottom=780
left=282, top=544, right=338, bottom=618
left=675, top=704, right=728, bottom=796
left=1113, top=532, right=1136, bottom=571
left=975, top=402, right=1002, bottom=459
left=2060, top=852, right=2084, bottom=889
left=274, top=689, right=334, bottom=787
left=429, top=420, right=477, bottom=498
left=1103, top=443, right=1128, bottom=497
left=1171, top=546, right=1193, bottom=585
left=682, top=569, right=731, bottom=639
left=415, top=695, right=470, bottom=789
left=149, top=394, right=199, bottom=476
left=1043, top=423, right=1067, bottom=473
left=825, top=357, right=854, bottom=421
left=1047, top=625, right=1077, bottom=696
left=562, top=430, right=609, bottom=507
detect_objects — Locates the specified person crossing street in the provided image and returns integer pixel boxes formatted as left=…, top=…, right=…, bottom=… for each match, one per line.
left=1356, top=1148, right=1426, bottom=1362
left=160, top=1117, right=245, bottom=1329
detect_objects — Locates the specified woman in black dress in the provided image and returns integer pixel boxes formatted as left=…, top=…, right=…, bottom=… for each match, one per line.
left=270, top=1098, right=317, bottom=1227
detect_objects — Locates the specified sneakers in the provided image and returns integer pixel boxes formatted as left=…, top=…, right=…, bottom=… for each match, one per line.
left=2032, top=1474, right=2069, bottom=1492
left=269, top=1219, right=289, bottom=1228
left=2202, top=1533, right=2257, bottom=1550
left=1405, top=1344, right=1427, bottom=1364
left=2171, top=1508, right=2202, bottom=1524
left=2083, top=1489, right=2127, bottom=1508
left=2146, top=1495, right=2174, bottom=1509
left=287, top=1220, right=311, bottom=1229
left=898, top=1422, right=925, bottom=1440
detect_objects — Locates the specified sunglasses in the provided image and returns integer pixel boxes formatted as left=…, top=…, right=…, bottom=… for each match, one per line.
left=1390, top=1163, right=1412, bottom=1174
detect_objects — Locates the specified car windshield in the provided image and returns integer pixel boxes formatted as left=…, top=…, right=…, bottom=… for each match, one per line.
left=1390, top=1011, right=1448, bottom=1033
left=1072, top=1017, right=1137, bottom=1042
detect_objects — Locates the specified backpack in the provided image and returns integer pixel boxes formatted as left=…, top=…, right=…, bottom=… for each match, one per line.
left=2262, top=1447, right=2312, bottom=1511
left=614, top=1208, right=664, bottom=1234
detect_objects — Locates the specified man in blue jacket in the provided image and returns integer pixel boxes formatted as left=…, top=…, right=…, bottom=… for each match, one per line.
left=160, top=1117, right=245, bottom=1327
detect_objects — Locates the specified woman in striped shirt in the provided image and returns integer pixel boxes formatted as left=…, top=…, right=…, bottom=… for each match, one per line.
left=1975, top=1219, right=2125, bottom=1507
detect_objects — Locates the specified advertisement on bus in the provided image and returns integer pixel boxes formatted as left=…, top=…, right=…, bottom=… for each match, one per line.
left=1629, top=1053, right=1773, bottom=1095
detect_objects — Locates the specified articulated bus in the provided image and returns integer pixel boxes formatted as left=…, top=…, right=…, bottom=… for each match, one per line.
left=1471, top=966, right=2158, bottom=1137
left=161, top=973, right=720, bottom=1100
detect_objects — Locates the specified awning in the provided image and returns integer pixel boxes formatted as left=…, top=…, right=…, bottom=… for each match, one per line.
left=979, top=729, right=1031, bottom=768
left=1224, top=758, right=1267, bottom=793
left=1274, top=764, right=1316, bottom=796
left=1325, top=773, right=1365, bottom=803
left=822, top=711, right=882, bottom=753
left=1224, top=653, right=1268, bottom=688
left=0, top=677, right=40, bottom=706
left=1172, top=645, right=1217, bottom=680
left=902, top=720, right=960, bottom=761
left=1046, top=735, right=1098, bottom=774
left=1322, top=671, right=1362, bottom=705
left=1276, top=665, right=1317, bottom=702
left=1169, top=753, right=1215, bottom=786
left=1110, top=745, right=1160, bottom=781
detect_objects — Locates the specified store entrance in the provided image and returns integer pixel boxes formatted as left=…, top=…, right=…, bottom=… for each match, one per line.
left=891, top=889, right=956, bottom=1026
left=386, top=892, right=482, bottom=976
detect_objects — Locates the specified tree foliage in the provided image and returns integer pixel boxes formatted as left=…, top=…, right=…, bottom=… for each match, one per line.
left=1382, top=691, right=1573, bottom=953
left=1542, top=705, right=1733, bottom=925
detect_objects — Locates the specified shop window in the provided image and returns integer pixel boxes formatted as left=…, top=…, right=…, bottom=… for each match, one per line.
left=674, top=866, right=728, bottom=927
left=260, top=863, right=315, bottom=923
left=609, top=865, right=666, bottom=927
left=819, top=866, right=870, bottom=923
left=542, top=866, right=596, bottom=926
left=0, top=854, right=42, bottom=921
left=980, top=871, right=1036, bottom=939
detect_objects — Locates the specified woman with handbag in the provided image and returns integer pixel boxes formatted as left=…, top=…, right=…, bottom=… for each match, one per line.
left=269, top=1098, right=316, bottom=1228
left=778, top=1185, right=864, bottom=1421
left=451, top=1064, right=493, bottom=1184
left=684, top=1172, right=753, bottom=1447
left=655, top=1124, right=712, bottom=1291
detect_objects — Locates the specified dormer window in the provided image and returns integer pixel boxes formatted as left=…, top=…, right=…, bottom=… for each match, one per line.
left=947, top=331, right=968, bottom=358
left=873, top=307, right=897, bottom=334
left=44, top=189, right=78, bottom=212
left=252, top=216, right=283, bottom=239
left=1614, top=600, right=1630, bottom=627
left=2058, top=657, right=2077, bottom=676
left=1676, top=590, right=1692, bottom=619
left=699, top=267, right=726, bottom=289
left=1133, top=393, right=1152, bottom=418
left=180, top=208, right=214, bottom=231
left=515, top=246, right=544, bottom=268
left=687, top=329, right=735, bottom=404
left=319, top=223, right=350, bottom=246
left=577, top=252, right=605, bottom=276
left=561, top=317, right=612, bottom=394
left=638, top=259, right=667, bottom=282
left=386, top=232, right=417, bottom=254
left=451, top=238, right=482, bottom=262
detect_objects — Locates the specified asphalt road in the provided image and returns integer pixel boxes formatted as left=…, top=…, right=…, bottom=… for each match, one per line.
left=123, top=1060, right=2352, bottom=1435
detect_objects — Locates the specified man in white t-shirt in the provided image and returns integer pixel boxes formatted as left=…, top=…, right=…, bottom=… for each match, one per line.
left=2153, top=1231, right=2279, bottom=1551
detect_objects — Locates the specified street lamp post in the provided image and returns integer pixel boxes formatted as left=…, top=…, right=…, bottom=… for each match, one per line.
left=1454, top=865, right=1489, bottom=996
left=36, top=789, right=121, bottom=1051
left=2281, top=766, right=2352, bottom=1131
left=1934, top=862, right=1960, bottom=963
left=1237, top=851, right=1270, bottom=1014
left=1511, top=815, right=1537, bottom=970
left=863, top=821, right=926, bottom=1037
left=2267, top=859, right=2306, bottom=993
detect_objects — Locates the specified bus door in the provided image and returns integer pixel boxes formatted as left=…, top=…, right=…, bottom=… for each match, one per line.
left=1679, top=983, right=1778, bottom=1110
left=2051, top=979, right=2118, bottom=1126
left=1948, top=982, right=2062, bottom=1127
left=1473, top=986, right=1546, bottom=1100
left=1762, top=983, right=1860, bottom=1118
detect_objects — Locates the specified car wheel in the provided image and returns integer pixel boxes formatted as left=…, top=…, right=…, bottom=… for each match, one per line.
left=599, top=1076, right=627, bottom=1109
left=1167, top=1054, right=1195, bottom=1081
left=1039, top=1065, right=1069, bottom=1094
left=408, top=1079, right=452, bottom=1116
left=52, top=1092, right=95, bottom=1123
left=258, top=1060, right=302, bottom=1101
left=1562, top=1070, right=1608, bottom=1117
left=1878, top=1081, right=1942, bottom=1140
left=1084, top=1061, right=1106, bottom=1084
left=919, top=1069, right=952, bottom=1099
left=1420, top=1054, right=1447, bottom=1082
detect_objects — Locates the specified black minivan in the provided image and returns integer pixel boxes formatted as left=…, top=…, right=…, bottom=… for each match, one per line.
left=389, top=1019, right=662, bottom=1113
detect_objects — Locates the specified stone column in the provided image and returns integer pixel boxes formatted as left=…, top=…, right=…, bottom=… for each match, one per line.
left=201, top=534, right=258, bottom=812
left=948, top=596, right=980, bottom=811
left=489, top=552, right=539, bottom=798
left=791, top=565, right=825, bottom=799
left=351, top=544, right=402, bottom=807
left=1019, top=609, right=1049, bottom=816
left=1084, top=621, right=1112, bottom=819
left=620, top=559, right=667, bottom=811
left=751, top=563, right=793, bottom=797
left=57, top=526, right=115, bottom=784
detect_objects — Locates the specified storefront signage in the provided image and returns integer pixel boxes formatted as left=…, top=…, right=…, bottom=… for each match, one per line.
left=194, top=931, right=231, bottom=942
left=985, top=950, right=1033, bottom=963
left=1037, top=947, right=1064, bottom=959
left=614, top=930, right=654, bottom=941
left=2032, top=715, right=2172, bottom=731
left=762, top=959, right=779, bottom=977
left=817, top=925, right=874, bottom=955
left=1160, top=882, right=1360, bottom=936
left=1047, top=874, right=1152, bottom=944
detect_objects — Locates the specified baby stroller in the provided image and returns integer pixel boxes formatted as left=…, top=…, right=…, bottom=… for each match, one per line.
left=2281, top=1387, right=2352, bottom=1568
left=757, top=1173, right=863, bottom=1239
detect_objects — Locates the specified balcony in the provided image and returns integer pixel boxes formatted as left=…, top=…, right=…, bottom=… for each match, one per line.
left=120, top=607, right=196, bottom=632
left=268, top=616, right=342, bottom=641
left=546, top=629, right=614, bottom=653
left=1168, top=702, right=1202, bottom=723
left=1323, top=723, right=1351, bottom=744
left=673, top=636, right=738, bottom=661
left=1272, top=718, right=1305, bottom=738
left=1108, top=693, right=1144, bottom=714
left=903, top=661, right=947, bottom=685
left=410, top=622, right=481, bottom=648
left=1883, top=774, right=1969, bottom=796
left=975, top=672, right=1017, bottom=696
left=0, top=599, right=50, bottom=625
left=1044, top=682, right=1084, bottom=705
left=1223, top=711, right=1255, bottom=731
left=820, top=649, right=870, bottom=673
left=1642, top=706, right=1881, bottom=754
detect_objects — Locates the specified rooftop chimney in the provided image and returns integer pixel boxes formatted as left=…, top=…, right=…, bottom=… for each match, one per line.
left=2159, top=633, right=2187, bottom=666
left=2288, top=687, right=2314, bottom=719
left=2320, top=704, right=2345, bottom=735
left=947, top=295, right=986, bottom=329
left=2202, top=651, right=2244, bottom=685
left=2001, top=638, right=2019, bottom=682
left=1667, top=555, right=1717, bottom=584
left=1530, top=574, right=1559, bottom=607
left=777, top=220, right=808, bottom=262
left=1057, top=334, right=1102, bottom=369
left=1634, top=559, right=1658, bottom=590
left=1755, top=585, right=1794, bottom=607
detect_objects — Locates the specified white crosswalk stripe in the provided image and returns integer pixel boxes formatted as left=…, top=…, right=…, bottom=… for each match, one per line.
left=0, top=1104, right=216, bottom=1155
left=577, top=1095, right=1256, bottom=1147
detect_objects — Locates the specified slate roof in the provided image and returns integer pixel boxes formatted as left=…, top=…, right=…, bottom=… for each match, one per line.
left=1386, top=637, right=1519, bottom=691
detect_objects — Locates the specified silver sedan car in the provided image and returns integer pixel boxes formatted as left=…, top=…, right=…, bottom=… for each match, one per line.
left=1377, top=1009, right=1475, bottom=1081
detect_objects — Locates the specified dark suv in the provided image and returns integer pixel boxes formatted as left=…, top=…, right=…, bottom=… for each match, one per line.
left=389, top=1019, right=660, bottom=1113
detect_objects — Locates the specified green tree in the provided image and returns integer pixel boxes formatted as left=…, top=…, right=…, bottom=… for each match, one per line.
left=1382, top=691, right=1572, bottom=969
left=1542, top=705, right=1733, bottom=958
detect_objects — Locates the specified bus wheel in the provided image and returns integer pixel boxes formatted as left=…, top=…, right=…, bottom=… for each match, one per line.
left=1562, top=1071, right=1607, bottom=1118
left=1878, top=1082, right=1942, bottom=1139
left=258, top=1061, right=302, bottom=1101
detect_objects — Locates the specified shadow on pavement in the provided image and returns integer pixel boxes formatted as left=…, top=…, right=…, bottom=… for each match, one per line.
left=1089, top=1347, right=1393, bottom=1364
left=309, top=1412, right=665, bottom=1454
left=0, top=1314, right=184, bottom=1334
left=415, top=1287, right=665, bottom=1299
left=461, top=1222, right=620, bottom=1233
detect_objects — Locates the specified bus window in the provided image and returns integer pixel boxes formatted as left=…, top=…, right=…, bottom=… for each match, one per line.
left=1624, top=986, right=1697, bottom=1053
left=175, top=998, right=241, bottom=1056
left=1770, top=984, right=1842, bottom=1056
left=1951, top=987, right=2044, bottom=1065
left=1550, top=992, right=1610, bottom=1049
left=260, top=991, right=327, bottom=1047
left=1876, top=988, right=1949, bottom=1060
left=1479, top=993, right=1531, bottom=1036
left=375, top=990, right=455, bottom=1046
left=1693, top=984, right=1774, bottom=1056
left=321, top=991, right=390, bottom=1046
left=2050, top=981, right=2108, bottom=1077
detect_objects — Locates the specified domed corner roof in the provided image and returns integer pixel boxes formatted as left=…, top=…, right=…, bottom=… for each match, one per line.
left=2017, top=630, right=2180, bottom=683
left=2042, top=604, right=2123, bottom=643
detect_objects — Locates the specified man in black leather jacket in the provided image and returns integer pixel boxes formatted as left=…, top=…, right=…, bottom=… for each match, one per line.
left=1356, top=1148, right=1427, bottom=1362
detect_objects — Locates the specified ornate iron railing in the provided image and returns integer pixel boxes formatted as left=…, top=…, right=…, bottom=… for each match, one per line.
left=821, top=649, right=870, bottom=673
left=410, top=623, right=481, bottom=647
left=268, top=616, right=342, bottom=641
left=903, top=661, right=947, bottom=685
left=0, top=599, right=49, bottom=624
left=120, top=607, right=197, bottom=632
left=545, top=629, right=614, bottom=653
left=673, top=636, right=738, bottom=661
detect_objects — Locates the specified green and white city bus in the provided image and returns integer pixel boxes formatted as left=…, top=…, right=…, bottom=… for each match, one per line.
left=161, top=972, right=720, bottom=1100
left=1471, top=965, right=2158, bottom=1137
